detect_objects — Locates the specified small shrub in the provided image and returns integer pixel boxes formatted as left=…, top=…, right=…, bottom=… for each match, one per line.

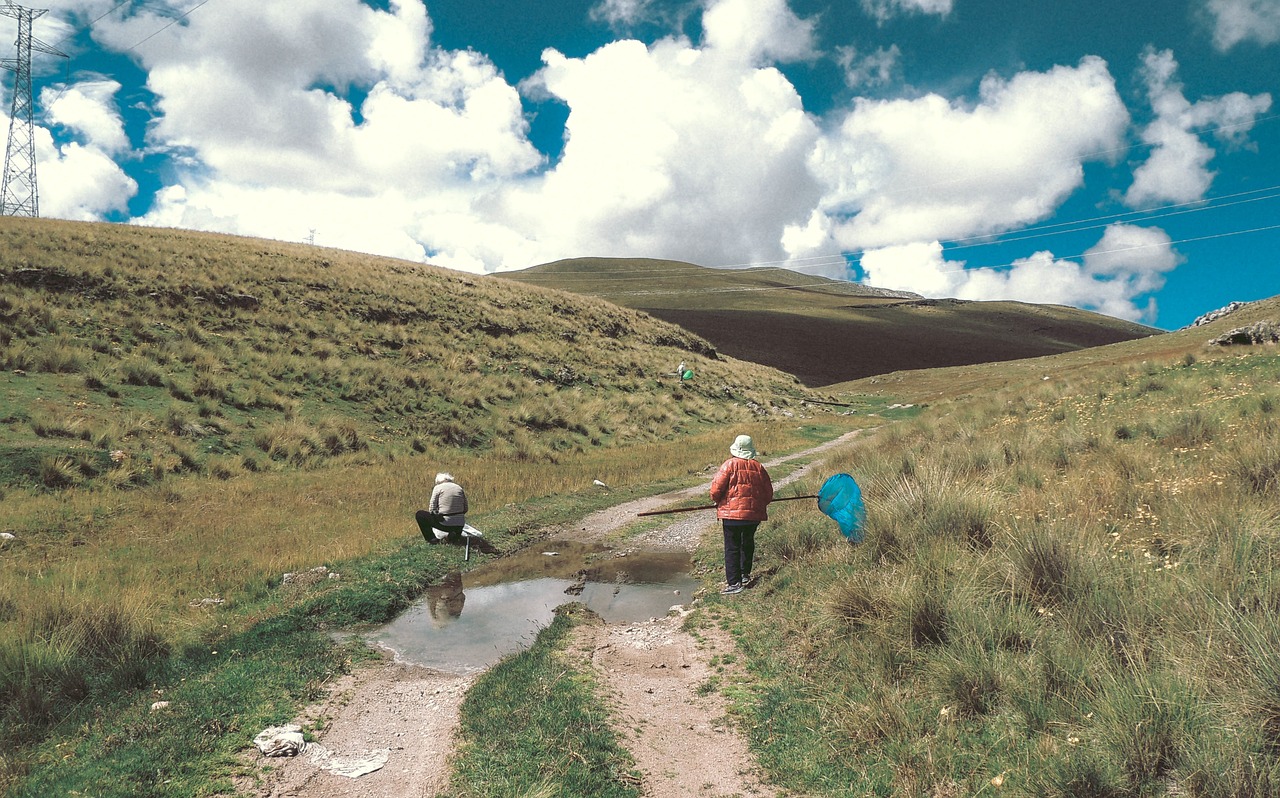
left=192, top=372, right=226, bottom=400
left=0, top=638, right=87, bottom=742
left=166, top=377, right=193, bottom=402
left=908, top=590, right=949, bottom=648
left=32, top=336, right=87, bottom=374
left=1162, top=410, right=1217, bottom=448
left=828, top=573, right=885, bottom=628
left=1094, top=674, right=1201, bottom=788
left=318, top=418, right=366, bottom=456
left=1230, top=438, right=1280, bottom=495
left=1035, top=753, right=1124, bottom=798
left=933, top=644, right=1002, bottom=717
left=1050, top=444, right=1071, bottom=471
left=1016, top=532, right=1078, bottom=604
left=925, top=494, right=993, bottom=550
left=38, top=455, right=79, bottom=488
left=208, top=456, right=240, bottom=480
left=119, top=357, right=164, bottom=387
left=163, top=406, right=190, bottom=436
left=83, top=365, right=115, bottom=394
left=169, top=441, right=203, bottom=474
left=1, top=340, right=33, bottom=371
left=764, top=519, right=834, bottom=563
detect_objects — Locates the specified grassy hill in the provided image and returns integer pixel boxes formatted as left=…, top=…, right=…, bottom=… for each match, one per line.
left=0, top=219, right=835, bottom=493
left=499, top=257, right=1159, bottom=387
left=834, top=294, right=1280, bottom=405
left=4, top=215, right=1279, bottom=796
left=0, top=217, right=869, bottom=790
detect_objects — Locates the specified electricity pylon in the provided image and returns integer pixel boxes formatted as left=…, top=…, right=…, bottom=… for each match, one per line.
left=1, top=4, right=65, bottom=217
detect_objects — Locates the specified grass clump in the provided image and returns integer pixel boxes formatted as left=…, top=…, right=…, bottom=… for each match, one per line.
left=451, top=605, right=640, bottom=798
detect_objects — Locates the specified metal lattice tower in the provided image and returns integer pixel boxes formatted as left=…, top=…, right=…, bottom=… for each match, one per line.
left=1, top=4, right=65, bottom=217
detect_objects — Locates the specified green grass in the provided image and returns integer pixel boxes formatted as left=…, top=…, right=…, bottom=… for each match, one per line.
left=0, top=486, right=640, bottom=795
left=0, top=217, right=827, bottom=493
left=707, top=347, right=1280, bottom=796
left=0, top=417, right=857, bottom=793
left=5, top=215, right=1279, bottom=795
left=449, top=605, right=641, bottom=798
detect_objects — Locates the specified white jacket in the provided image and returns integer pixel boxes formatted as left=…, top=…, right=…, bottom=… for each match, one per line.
left=429, top=481, right=468, bottom=526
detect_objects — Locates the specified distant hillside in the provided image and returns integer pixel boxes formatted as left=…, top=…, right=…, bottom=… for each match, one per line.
left=500, top=257, right=1160, bottom=387
left=0, top=220, right=825, bottom=491
left=833, top=294, right=1280, bottom=404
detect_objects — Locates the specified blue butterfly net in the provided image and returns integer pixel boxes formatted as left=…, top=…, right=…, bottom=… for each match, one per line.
left=818, top=473, right=866, bottom=543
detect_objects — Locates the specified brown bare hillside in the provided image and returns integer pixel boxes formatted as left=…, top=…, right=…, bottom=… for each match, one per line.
left=499, top=257, right=1159, bottom=386
left=834, top=294, right=1280, bottom=403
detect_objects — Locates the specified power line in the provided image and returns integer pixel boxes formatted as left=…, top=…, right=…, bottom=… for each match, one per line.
left=49, top=0, right=132, bottom=49
left=518, top=184, right=1280, bottom=283
left=122, top=0, right=211, bottom=53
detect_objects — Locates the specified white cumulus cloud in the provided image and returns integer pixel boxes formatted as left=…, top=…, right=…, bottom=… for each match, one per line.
left=590, top=0, right=672, bottom=28
left=37, top=133, right=138, bottom=220
left=1206, top=0, right=1280, bottom=50
left=861, top=0, right=953, bottom=25
left=702, top=0, right=818, bottom=64
left=44, top=79, right=130, bottom=154
left=1125, top=48, right=1272, bottom=207
left=797, top=56, right=1129, bottom=255
left=836, top=44, right=902, bottom=89
left=111, top=0, right=826, bottom=273
left=483, top=27, right=824, bottom=270
left=19, top=79, right=138, bottom=219
left=858, top=223, right=1180, bottom=322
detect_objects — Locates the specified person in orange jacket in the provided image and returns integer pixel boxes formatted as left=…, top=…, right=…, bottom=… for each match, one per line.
left=709, top=434, right=773, bottom=594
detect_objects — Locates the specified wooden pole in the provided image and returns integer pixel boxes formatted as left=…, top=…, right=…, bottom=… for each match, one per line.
left=636, top=494, right=817, bottom=517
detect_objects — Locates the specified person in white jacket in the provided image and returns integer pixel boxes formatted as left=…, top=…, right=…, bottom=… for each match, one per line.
left=415, top=472, right=468, bottom=544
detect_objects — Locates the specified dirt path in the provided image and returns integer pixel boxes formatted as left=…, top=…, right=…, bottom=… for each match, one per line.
left=571, top=612, right=777, bottom=798
left=240, top=431, right=863, bottom=798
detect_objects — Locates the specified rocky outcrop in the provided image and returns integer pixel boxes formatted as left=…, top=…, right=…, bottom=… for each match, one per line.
left=1189, top=301, right=1252, bottom=328
left=1209, top=321, right=1280, bottom=346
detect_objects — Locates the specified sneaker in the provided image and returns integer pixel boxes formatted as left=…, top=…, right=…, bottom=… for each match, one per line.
left=741, top=574, right=756, bottom=588
left=721, top=583, right=743, bottom=595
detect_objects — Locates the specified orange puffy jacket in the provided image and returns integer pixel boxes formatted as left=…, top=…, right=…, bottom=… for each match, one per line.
left=710, top=457, right=774, bottom=521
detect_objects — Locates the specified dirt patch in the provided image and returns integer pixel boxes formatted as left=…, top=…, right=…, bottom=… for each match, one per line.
left=243, top=659, right=474, bottom=798
left=570, top=611, right=778, bottom=798
left=238, top=430, right=865, bottom=797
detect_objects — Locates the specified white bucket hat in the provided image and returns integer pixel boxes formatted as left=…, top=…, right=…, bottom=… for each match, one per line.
left=729, top=434, right=757, bottom=460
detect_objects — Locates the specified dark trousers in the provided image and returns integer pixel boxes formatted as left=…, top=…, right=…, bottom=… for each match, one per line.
left=416, top=511, right=464, bottom=544
left=722, top=521, right=759, bottom=586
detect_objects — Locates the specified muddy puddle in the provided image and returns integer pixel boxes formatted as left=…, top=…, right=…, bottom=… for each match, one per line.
left=363, top=540, right=698, bottom=674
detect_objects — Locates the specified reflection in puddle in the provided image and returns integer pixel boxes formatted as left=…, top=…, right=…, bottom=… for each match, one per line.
left=364, top=543, right=697, bottom=674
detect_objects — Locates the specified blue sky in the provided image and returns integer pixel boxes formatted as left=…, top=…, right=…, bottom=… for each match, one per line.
left=12, top=0, right=1280, bottom=329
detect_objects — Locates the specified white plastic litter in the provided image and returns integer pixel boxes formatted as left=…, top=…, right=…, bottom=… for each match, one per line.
left=252, top=724, right=390, bottom=778
left=307, top=746, right=391, bottom=778
left=253, top=725, right=307, bottom=757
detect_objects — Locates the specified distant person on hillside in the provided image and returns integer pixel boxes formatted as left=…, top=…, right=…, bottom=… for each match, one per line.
left=710, top=434, right=773, bottom=595
left=415, top=473, right=469, bottom=544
